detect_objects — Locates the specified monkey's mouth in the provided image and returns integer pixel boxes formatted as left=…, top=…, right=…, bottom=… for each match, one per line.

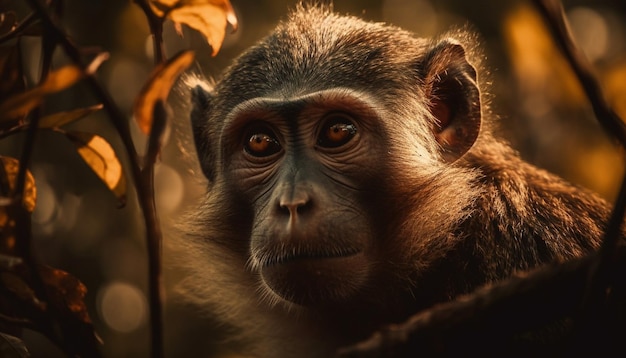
left=258, top=247, right=369, bottom=306
left=259, top=247, right=362, bottom=267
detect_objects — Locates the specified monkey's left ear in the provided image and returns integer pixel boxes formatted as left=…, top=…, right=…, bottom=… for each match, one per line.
left=422, top=39, right=481, bottom=162
left=191, top=84, right=216, bottom=181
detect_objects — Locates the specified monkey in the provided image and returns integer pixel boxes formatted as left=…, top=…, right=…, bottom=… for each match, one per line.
left=178, top=4, right=612, bottom=357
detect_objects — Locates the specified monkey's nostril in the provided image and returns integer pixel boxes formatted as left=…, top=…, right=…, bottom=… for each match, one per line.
left=279, top=197, right=312, bottom=218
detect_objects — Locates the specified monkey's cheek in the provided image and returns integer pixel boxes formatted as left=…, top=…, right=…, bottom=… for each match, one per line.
left=260, top=253, right=369, bottom=306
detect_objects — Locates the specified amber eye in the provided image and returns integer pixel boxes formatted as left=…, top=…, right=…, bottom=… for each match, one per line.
left=244, top=129, right=281, bottom=157
left=317, top=114, right=357, bottom=148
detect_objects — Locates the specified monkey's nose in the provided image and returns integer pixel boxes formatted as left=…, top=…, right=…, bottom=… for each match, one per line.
left=278, top=193, right=312, bottom=220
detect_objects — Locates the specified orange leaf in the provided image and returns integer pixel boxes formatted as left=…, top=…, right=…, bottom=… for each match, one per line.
left=0, top=156, right=37, bottom=213
left=39, top=265, right=91, bottom=324
left=134, top=50, right=194, bottom=135
left=0, top=66, right=84, bottom=122
left=64, top=132, right=126, bottom=204
left=38, top=104, right=104, bottom=129
left=150, top=0, right=237, bottom=56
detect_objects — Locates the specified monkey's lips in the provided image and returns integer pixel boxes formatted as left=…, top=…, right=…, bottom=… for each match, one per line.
left=259, top=249, right=369, bottom=306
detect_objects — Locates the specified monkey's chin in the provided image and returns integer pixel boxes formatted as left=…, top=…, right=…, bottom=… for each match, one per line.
left=260, top=252, right=368, bottom=307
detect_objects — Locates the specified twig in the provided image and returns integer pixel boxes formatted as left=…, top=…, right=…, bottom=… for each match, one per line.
left=22, top=1, right=165, bottom=357
left=142, top=101, right=167, bottom=358
left=133, top=0, right=166, bottom=64
left=0, top=12, right=37, bottom=44
left=531, top=0, right=626, bottom=148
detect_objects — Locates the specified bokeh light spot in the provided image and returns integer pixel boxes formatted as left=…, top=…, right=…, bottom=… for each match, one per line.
left=567, top=7, right=609, bottom=63
left=97, top=281, right=147, bottom=333
left=155, top=164, right=184, bottom=214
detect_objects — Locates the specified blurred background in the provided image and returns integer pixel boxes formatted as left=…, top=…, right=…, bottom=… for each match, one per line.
left=1, top=0, right=625, bottom=356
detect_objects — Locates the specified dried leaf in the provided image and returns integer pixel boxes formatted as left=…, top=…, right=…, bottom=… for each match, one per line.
left=0, top=195, right=15, bottom=255
left=0, top=45, right=25, bottom=104
left=0, top=272, right=46, bottom=311
left=64, top=131, right=126, bottom=204
left=37, top=265, right=102, bottom=356
left=0, top=66, right=84, bottom=122
left=134, top=50, right=194, bottom=135
left=0, top=332, right=30, bottom=358
left=38, top=104, right=104, bottom=129
left=0, top=261, right=100, bottom=356
left=0, top=157, right=37, bottom=213
left=150, top=0, right=237, bottom=56
left=39, top=266, right=91, bottom=324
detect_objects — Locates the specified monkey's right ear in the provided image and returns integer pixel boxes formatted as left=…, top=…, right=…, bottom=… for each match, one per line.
left=190, top=84, right=216, bottom=181
left=422, top=39, right=481, bottom=163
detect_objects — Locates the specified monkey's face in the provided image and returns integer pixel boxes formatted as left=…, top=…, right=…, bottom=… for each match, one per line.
left=219, top=89, right=389, bottom=306
left=189, top=8, right=483, bottom=308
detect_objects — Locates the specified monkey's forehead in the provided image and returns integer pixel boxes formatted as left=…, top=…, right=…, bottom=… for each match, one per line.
left=211, top=7, right=434, bottom=110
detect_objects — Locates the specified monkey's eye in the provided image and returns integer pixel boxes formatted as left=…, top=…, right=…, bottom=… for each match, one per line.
left=317, top=114, right=358, bottom=148
left=244, top=129, right=282, bottom=157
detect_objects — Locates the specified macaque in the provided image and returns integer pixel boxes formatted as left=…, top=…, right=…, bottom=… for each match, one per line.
left=181, top=4, right=609, bottom=357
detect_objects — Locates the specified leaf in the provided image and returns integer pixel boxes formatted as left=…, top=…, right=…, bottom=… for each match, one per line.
left=150, top=0, right=237, bottom=56
left=0, top=156, right=35, bottom=256
left=39, top=266, right=91, bottom=324
left=0, top=272, right=46, bottom=311
left=0, top=156, right=37, bottom=213
left=37, top=265, right=102, bottom=356
left=64, top=131, right=126, bottom=204
left=38, top=104, right=104, bottom=129
left=134, top=50, right=194, bottom=135
left=0, top=332, right=30, bottom=358
left=0, top=45, right=25, bottom=104
left=0, top=66, right=84, bottom=122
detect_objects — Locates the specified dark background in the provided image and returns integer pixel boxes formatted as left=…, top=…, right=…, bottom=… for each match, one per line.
left=1, top=0, right=625, bottom=356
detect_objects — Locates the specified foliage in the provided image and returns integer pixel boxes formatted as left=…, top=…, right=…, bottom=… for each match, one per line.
left=0, top=0, right=235, bottom=356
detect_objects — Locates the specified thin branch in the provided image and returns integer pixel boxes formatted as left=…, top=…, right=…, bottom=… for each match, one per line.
left=0, top=12, right=38, bottom=44
left=142, top=101, right=167, bottom=358
left=531, top=0, right=626, bottom=343
left=133, top=0, right=166, bottom=64
left=531, top=0, right=626, bottom=148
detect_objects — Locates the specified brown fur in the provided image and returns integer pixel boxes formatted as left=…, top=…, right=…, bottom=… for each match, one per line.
left=178, top=5, right=608, bottom=357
